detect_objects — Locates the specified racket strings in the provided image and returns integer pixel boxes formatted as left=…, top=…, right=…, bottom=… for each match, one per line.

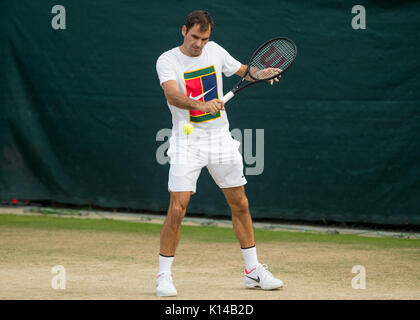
left=249, top=39, right=296, bottom=80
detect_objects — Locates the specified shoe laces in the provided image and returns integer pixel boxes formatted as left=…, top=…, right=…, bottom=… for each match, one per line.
left=256, top=264, right=275, bottom=281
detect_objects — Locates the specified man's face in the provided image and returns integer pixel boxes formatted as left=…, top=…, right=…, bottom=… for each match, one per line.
left=182, top=24, right=211, bottom=57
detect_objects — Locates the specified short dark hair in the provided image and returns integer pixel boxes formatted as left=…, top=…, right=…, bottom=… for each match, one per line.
left=185, top=10, right=214, bottom=33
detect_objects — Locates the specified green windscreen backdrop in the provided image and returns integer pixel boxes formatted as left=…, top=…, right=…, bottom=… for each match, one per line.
left=1, top=0, right=419, bottom=225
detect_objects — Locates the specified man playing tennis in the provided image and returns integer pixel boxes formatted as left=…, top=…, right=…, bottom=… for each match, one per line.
left=155, top=10, right=283, bottom=297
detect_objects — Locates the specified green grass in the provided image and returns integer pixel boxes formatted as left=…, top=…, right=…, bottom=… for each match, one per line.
left=0, top=214, right=419, bottom=249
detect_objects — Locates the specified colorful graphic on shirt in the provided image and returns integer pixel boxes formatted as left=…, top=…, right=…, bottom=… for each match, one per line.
left=184, top=65, right=220, bottom=123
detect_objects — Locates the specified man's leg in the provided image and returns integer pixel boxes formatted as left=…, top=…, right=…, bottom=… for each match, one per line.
left=221, top=185, right=255, bottom=248
left=160, top=191, right=191, bottom=256
left=222, top=185, right=283, bottom=290
left=156, top=191, right=191, bottom=297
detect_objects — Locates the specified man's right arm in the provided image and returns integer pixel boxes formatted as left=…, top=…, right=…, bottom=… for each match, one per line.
left=161, top=80, right=224, bottom=116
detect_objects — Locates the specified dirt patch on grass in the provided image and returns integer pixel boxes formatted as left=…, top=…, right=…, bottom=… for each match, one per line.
left=0, top=226, right=419, bottom=299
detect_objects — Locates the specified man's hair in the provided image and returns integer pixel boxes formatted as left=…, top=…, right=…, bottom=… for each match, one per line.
left=184, top=10, right=214, bottom=33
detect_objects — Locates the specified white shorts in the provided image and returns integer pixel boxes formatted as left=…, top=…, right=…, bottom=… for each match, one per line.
left=167, top=132, right=247, bottom=193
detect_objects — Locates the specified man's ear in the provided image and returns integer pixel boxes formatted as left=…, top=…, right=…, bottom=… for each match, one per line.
left=181, top=25, right=187, bottom=37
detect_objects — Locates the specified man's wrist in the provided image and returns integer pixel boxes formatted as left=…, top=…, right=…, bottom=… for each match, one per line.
left=190, top=99, right=204, bottom=111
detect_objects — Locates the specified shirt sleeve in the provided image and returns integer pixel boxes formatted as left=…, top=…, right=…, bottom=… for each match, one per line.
left=156, top=54, right=177, bottom=85
left=216, top=43, right=242, bottom=77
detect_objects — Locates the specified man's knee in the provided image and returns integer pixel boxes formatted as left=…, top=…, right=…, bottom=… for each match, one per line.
left=166, top=192, right=190, bottom=224
left=167, top=202, right=188, bottom=225
left=230, top=196, right=249, bottom=214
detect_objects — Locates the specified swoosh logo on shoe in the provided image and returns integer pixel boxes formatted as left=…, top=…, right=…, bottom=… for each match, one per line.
left=189, top=86, right=216, bottom=101
left=245, top=275, right=260, bottom=283
left=245, top=267, right=256, bottom=275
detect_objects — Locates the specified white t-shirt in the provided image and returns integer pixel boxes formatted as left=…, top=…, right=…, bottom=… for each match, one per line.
left=156, top=41, right=241, bottom=139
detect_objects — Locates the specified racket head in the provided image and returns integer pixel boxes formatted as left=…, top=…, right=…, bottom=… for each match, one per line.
left=247, top=37, right=297, bottom=81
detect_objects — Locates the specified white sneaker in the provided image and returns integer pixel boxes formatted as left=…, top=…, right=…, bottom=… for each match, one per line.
left=156, top=272, right=177, bottom=297
left=244, top=264, right=284, bottom=290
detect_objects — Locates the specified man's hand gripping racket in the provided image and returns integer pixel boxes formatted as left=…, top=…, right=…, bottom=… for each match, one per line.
left=222, top=37, right=297, bottom=105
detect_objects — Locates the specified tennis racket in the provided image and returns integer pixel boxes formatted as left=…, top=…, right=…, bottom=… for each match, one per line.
left=222, top=37, right=297, bottom=104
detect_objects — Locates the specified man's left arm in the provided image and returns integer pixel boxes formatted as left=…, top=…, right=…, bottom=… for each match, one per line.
left=235, top=64, right=281, bottom=86
left=235, top=64, right=252, bottom=81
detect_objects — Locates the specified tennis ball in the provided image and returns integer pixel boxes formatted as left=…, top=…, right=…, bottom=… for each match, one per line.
left=182, top=123, right=194, bottom=135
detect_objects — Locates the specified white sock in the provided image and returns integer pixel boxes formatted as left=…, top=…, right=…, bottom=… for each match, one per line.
left=241, top=246, right=259, bottom=272
left=158, top=254, right=174, bottom=274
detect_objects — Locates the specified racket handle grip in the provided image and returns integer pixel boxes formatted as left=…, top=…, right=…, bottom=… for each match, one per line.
left=222, top=91, right=234, bottom=104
